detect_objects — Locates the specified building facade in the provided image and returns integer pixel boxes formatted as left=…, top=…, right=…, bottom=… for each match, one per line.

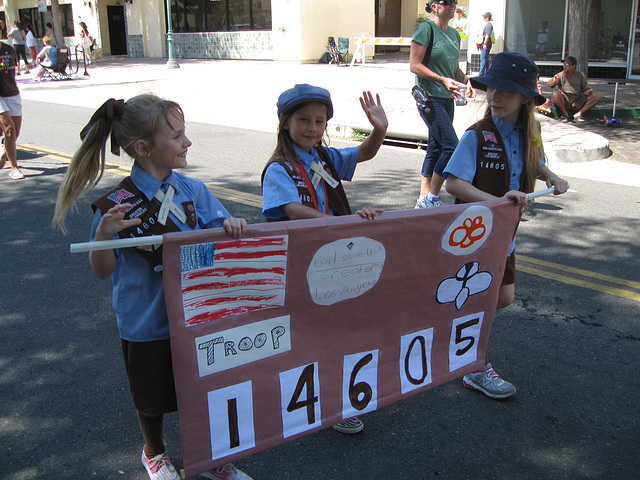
left=1, top=0, right=638, bottom=79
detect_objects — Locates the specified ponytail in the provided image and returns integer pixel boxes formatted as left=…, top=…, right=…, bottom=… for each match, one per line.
left=52, top=107, right=115, bottom=232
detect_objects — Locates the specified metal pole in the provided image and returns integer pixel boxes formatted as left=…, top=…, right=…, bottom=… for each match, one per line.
left=165, top=0, right=180, bottom=68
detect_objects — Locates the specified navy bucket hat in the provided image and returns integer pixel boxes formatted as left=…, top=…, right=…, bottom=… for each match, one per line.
left=470, top=52, right=546, bottom=105
left=277, top=84, right=334, bottom=120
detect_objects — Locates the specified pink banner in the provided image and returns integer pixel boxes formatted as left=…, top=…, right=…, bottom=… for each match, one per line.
left=162, top=200, right=521, bottom=477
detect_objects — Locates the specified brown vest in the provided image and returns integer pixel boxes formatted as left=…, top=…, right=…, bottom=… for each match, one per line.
left=91, top=176, right=190, bottom=267
left=455, top=118, right=525, bottom=204
left=261, top=145, right=352, bottom=221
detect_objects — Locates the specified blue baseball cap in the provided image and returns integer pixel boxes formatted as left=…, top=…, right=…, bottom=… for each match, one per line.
left=277, top=84, right=334, bottom=119
left=470, top=52, right=546, bottom=105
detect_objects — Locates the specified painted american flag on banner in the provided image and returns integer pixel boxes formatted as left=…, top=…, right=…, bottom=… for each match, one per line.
left=179, top=235, right=289, bottom=326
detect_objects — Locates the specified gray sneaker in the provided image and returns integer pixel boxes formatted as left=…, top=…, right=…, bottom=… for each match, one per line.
left=415, top=196, right=444, bottom=209
left=462, top=363, right=516, bottom=399
left=332, top=417, right=364, bottom=434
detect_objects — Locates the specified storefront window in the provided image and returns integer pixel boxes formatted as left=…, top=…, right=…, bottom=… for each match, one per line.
left=594, top=0, right=633, bottom=63
left=632, top=2, right=640, bottom=76
left=19, top=5, right=74, bottom=38
left=504, top=0, right=566, bottom=61
left=170, top=0, right=271, bottom=33
left=505, top=0, right=633, bottom=66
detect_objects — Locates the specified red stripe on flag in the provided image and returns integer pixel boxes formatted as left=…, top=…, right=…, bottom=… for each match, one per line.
left=182, top=278, right=285, bottom=294
left=183, top=267, right=286, bottom=281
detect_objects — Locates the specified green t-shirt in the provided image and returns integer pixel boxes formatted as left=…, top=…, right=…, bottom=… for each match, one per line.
left=412, top=21, right=461, bottom=99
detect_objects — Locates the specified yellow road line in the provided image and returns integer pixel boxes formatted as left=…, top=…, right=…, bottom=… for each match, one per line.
left=21, top=144, right=263, bottom=207
left=21, top=145, right=639, bottom=302
left=518, top=255, right=640, bottom=302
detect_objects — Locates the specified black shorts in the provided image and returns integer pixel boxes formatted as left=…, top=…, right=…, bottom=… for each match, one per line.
left=502, top=251, right=516, bottom=286
left=121, top=339, right=177, bottom=415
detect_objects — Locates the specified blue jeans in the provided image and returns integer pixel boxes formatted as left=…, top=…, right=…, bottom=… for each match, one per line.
left=416, top=96, right=458, bottom=178
left=479, top=46, right=491, bottom=76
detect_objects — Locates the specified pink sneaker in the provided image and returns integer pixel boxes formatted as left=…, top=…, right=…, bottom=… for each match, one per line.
left=141, top=447, right=180, bottom=480
left=200, top=463, right=253, bottom=480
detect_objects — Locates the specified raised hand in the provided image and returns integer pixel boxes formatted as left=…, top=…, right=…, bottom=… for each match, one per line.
left=359, top=91, right=389, bottom=131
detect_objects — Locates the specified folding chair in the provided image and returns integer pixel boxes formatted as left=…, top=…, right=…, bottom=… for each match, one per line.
left=327, top=37, right=342, bottom=66
left=42, top=47, right=72, bottom=80
left=337, top=37, right=349, bottom=63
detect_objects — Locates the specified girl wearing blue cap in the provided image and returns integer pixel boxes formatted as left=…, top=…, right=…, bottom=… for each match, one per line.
left=262, top=84, right=388, bottom=223
left=261, top=85, right=387, bottom=434
left=444, top=52, right=568, bottom=399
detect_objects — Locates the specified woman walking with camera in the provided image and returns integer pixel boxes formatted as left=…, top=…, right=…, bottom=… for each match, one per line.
left=410, top=0, right=474, bottom=209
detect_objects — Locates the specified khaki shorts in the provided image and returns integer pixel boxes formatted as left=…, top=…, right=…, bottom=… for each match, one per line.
left=561, top=91, right=588, bottom=111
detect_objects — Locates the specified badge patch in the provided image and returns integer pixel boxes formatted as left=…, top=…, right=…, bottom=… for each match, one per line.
left=183, top=201, right=197, bottom=228
left=107, top=189, right=135, bottom=204
left=482, top=131, right=497, bottom=143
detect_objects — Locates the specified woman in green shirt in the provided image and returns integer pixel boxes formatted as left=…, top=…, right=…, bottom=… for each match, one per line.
left=410, top=0, right=474, bottom=208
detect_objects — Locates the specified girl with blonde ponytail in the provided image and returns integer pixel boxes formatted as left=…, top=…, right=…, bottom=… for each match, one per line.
left=52, top=94, right=251, bottom=480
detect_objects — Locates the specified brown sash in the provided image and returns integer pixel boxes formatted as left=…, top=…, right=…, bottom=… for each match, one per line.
left=92, top=177, right=192, bottom=268
left=261, top=146, right=352, bottom=221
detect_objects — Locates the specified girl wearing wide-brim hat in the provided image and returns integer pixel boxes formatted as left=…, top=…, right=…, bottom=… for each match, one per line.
left=443, top=51, right=569, bottom=400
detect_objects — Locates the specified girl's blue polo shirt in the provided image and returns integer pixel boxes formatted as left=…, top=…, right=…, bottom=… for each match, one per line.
left=262, top=144, right=359, bottom=219
left=443, top=115, right=545, bottom=190
left=90, top=164, right=230, bottom=342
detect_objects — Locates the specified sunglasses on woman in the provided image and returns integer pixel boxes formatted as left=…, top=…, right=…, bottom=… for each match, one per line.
left=431, top=0, right=458, bottom=5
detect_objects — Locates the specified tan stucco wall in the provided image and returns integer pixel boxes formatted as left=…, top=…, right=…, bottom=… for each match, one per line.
left=272, top=0, right=375, bottom=63
left=125, top=0, right=165, bottom=57
left=141, top=0, right=165, bottom=57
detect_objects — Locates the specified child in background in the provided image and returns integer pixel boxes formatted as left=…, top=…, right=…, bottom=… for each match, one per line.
left=78, top=21, right=93, bottom=65
left=261, top=84, right=388, bottom=432
left=52, top=94, right=251, bottom=480
left=535, top=75, right=552, bottom=115
left=444, top=52, right=568, bottom=399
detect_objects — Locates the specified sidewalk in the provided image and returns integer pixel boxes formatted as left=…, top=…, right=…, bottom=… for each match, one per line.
left=17, top=54, right=639, bottom=164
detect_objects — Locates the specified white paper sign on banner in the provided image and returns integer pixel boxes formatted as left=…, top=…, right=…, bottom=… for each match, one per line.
left=208, top=381, right=256, bottom=461
left=306, top=237, right=385, bottom=306
left=279, top=362, right=322, bottom=438
left=195, top=316, right=291, bottom=377
left=341, top=350, right=379, bottom=418
left=400, top=328, right=434, bottom=394
left=448, top=312, right=484, bottom=372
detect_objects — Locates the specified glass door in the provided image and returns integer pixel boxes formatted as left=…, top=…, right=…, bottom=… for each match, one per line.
left=631, top=0, right=640, bottom=77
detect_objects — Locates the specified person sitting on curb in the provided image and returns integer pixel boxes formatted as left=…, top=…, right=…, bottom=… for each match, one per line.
left=548, top=56, right=603, bottom=123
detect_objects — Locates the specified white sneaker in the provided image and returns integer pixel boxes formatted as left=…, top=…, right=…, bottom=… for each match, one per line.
left=200, top=463, right=253, bottom=480
left=141, top=448, right=181, bottom=480
left=415, top=196, right=444, bottom=208
left=462, top=363, right=516, bottom=399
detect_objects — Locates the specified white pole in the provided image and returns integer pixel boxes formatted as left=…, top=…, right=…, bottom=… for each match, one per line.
left=525, top=186, right=557, bottom=201
left=70, top=187, right=563, bottom=253
left=70, top=235, right=164, bottom=253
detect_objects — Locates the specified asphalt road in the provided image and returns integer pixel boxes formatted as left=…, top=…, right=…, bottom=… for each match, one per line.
left=1, top=100, right=639, bottom=480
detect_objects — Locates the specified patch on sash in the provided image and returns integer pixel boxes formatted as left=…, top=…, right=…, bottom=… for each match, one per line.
left=482, top=131, right=497, bottom=143
left=183, top=201, right=197, bottom=228
left=107, top=189, right=135, bottom=204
